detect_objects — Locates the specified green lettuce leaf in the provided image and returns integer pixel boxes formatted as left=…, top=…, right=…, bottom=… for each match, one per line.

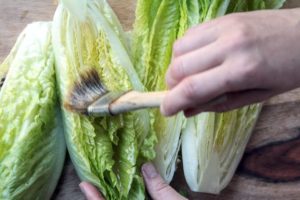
left=0, top=22, right=65, bottom=200
left=227, top=0, right=286, bottom=13
left=133, top=0, right=186, bottom=183
left=52, top=0, right=156, bottom=199
left=186, top=0, right=200, bottom=27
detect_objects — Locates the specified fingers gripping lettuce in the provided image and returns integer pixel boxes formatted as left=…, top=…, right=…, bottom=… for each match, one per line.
left=0, top=22, right=65, bottom=200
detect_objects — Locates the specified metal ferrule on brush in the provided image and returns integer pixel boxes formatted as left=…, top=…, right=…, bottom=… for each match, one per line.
left=87, top=91, right=127, bottom=116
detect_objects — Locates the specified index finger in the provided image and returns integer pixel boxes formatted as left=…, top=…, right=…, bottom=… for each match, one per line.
left=172, top=27, right=218, bottom=58
left=162, top=66, right=236, bottom=116
left=172, top=17, right=224, bottom=57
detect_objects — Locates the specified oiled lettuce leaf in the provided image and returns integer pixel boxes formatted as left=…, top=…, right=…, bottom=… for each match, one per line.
left=0, top=22, right=65, bottom=200
left=52, top=0, right=156, bottom=199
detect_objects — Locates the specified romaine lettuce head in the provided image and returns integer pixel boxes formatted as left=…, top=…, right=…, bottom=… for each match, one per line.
left=52, top=0, right=156, bottom=199
left=0, top=22, right=65, bottom=200
left=182, top=106, right=261, bottom=194
left=180, top=0, right=285, bottom=194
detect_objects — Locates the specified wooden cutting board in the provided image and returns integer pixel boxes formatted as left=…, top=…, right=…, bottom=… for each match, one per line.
left=1, top=1, right=300, bottom=199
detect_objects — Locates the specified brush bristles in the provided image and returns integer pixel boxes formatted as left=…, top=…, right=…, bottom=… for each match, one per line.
left=64, top=68, right=108, bottom=113
left=0, top=75, right=6, bottom=89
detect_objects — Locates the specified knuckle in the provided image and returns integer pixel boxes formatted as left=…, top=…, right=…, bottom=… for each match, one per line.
left=222, top=76, right=235, bottom=91
left=235, top=29, right=249, bottom=43
left=222, top=17, right=253, bottom=51
left=227, top=30, right=251, bottom=51
left=242, top=64, right=257, bottom=80
left=170, top=57, right=185, bottom=80
left=155, top=182, right=170, bottom=193
left=225, top=14, right=245, bottom=26
left=173, top=40, right=183, bottom=57
left=235, top=26, right=251, bottom=44
left=240, top=56, right=262, bottom=81
left=182, top=77, right=197, bottom=99
left=153, top=183, right=173, bottom=200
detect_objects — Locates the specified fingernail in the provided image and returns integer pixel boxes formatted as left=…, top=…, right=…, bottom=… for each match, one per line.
left=79, top=183, right=87, bottom=195
left=142, top=163, right=158, bottom=179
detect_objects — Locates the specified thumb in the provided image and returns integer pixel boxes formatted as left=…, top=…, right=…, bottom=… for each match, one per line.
left=142, top=163, right=187, bottom=200
left=79, top=182, right=105, bottom=200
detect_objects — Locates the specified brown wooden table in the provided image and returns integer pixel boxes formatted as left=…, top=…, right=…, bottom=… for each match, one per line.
left=1, top=1, right=300, bottom=199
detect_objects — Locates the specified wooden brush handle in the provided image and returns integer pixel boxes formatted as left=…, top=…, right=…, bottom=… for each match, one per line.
left=109, top=91, right=167, bottom=115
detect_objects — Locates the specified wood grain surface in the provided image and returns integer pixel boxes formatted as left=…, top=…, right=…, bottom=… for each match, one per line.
left=1, top=1, right=300, bottom=200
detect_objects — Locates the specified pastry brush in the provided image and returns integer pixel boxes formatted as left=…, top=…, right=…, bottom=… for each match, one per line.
left=64, top=68, right=167, bottom=116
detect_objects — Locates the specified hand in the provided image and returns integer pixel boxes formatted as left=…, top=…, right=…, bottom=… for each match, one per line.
left=79, top=163, right=187, bottom=200
left=161, top=8, right=300, bottom=117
